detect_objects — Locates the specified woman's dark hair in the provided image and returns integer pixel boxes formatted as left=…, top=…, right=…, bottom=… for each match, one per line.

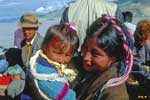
left=86, top=17, right=132, bottom=61
left=5, top=48, right=23, bottom=67
left=85, top=16, right=134, bottom=74
left=41, top=23, right=79, bottom=54
left=83, top=15, right=134, bottom=92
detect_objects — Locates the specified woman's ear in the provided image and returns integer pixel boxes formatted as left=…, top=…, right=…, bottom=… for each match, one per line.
left=107, top=56, right=116, bottom=68
left=111, top=57, right=116, bottom=63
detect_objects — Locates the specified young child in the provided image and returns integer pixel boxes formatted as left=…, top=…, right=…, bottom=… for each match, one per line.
left=29, top=23, right=79, bottom=100
left=7, top=64, right=25, bottom=99
left=73, top=15, right=134, bottom=100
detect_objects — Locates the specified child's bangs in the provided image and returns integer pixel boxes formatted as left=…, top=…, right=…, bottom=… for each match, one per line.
left=52, top=36, right=75, bottom=54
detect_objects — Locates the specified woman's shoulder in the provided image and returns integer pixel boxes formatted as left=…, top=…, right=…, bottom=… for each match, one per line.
left=102, top=83, right=129, bottom=100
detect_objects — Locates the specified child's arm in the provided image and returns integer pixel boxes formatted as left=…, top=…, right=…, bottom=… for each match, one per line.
left=38, top=79, right=76, bottom=100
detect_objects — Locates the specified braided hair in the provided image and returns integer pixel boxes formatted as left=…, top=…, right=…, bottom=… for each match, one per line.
left=85, top=15, right=134, bottom=93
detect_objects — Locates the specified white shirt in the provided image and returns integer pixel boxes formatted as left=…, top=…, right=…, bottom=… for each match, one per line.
left=124, top=22, right=136, bottom=34
left=26, top=33, right=37, bottom=45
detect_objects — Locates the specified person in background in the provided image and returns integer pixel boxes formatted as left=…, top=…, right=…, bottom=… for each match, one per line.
left=17, top=12, right=43, bottom=67
left=122, top=11, right=136, bottom=34
left=7, top=64, right=25, bottom=99
left=127, top=19, right=150, bottom=99
left=0, top=48, right=25, bottom=100
left=14, top=28, right=25, bottom=49
left=17, top=13, right=43, bottom=99
left=73, top=15, right=134, bottom=100
left=28, top=23, right=79, bottom=100
left=61, top=0, right=123, bottom=51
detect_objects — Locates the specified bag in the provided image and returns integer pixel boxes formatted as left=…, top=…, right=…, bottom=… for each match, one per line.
left=0, top=75, right=11, bottom=96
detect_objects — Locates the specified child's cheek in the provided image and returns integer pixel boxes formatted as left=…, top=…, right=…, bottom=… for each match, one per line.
left=11, top=74, right=21, bottom=80
left=93, top=58, right=108, bottom=70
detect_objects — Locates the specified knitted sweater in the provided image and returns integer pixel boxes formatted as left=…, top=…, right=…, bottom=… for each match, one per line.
left=30, top=51, right=76, bottom=100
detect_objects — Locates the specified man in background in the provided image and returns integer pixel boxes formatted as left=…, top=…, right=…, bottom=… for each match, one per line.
left=122, top=11, right=136, bottom=34
left=17, top=12, right=43, bottom=67
left=17, top=12, right=43, bottom=99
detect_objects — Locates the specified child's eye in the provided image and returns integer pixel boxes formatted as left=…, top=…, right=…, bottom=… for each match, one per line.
left=92, top=53, right=99, bottom=57
left=54, top=51, right=62, bottom=55
left=65, top=54, right=72, bottom=56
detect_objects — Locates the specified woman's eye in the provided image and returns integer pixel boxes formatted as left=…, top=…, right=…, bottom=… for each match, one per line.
left=91, top=50, right=100, bottom=57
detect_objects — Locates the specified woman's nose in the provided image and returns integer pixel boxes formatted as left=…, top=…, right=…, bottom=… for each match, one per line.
left=83, top=52, right=92, bottom=64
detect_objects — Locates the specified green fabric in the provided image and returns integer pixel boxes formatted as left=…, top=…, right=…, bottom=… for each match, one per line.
left=67, top=0, right=118, bottom=51
left=101, top=83, right=129, bottom=100
left=7, top=80, right=25, bottom=98
left=8, top=64, right=23, bottom=75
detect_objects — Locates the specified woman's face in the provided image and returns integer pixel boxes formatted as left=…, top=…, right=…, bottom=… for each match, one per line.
left=81, top=38, right=114, bottom=71
left=45, top=37, right=74, bottom=64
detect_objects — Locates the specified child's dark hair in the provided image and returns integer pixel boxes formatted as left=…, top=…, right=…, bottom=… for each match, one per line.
left=41, top=23, right=79, bottom=54
left=85, top=15, right=134, bottom=91
left=5, top=48, right=23, bottom=67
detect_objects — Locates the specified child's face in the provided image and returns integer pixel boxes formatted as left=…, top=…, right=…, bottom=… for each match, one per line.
left=81, top=38, right=114, bottom=71
left=11, top=73, right=21, bottom=80
left=45, top=37, right=75, bottom=64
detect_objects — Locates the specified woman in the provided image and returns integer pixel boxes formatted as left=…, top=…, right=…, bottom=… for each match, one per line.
left=28, top=23, right=79, bottom=100
left=73, top=15, right=134, bottom=100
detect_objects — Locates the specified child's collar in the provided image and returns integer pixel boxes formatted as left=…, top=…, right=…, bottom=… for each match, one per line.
left=39, top=51, right=67, bottom=74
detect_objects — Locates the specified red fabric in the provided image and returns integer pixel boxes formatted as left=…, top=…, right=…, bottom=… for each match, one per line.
left=0, top=75, right=11, bottom=85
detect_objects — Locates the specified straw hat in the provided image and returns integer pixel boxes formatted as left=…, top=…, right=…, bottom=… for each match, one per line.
left=18, top=13, right=41, bottom=28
